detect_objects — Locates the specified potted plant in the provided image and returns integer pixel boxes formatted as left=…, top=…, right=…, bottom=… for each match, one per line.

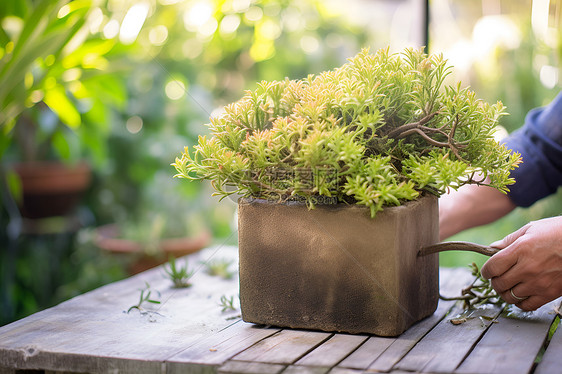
left=0, top=0, right=124, bottom=219
left=172, top=47, right=521, bottom=336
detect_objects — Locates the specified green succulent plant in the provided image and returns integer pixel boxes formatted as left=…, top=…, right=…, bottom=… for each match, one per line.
left=173, top=47, right=521, bottom=217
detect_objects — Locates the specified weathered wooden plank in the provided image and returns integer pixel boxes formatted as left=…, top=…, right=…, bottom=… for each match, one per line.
left=218, top=360, right=286, bottom=374
left=231, top=330, right=332, bottom=365
left=0, top=247, right=241, bottom=374
left=365, top=298, right=458, bottom=372
left=338, top=267, right=473, bottom=371
left=394, top=303, right=503, bottom=373
left=294, top=334, right=368, bottom=367
left=378, top=266, right=495, bottom=373
left=456, top=299, right=561, bottom=374
left=535, top=304, right=562, bottom=374
left=282, top=365, right=330, bottom=374
left=45, top=371, right=89, bottom=374
left=167, top=320, right=280, bottom=373
left=7, top=262, right=542, bottom=374
left=327, top=368, right=364, bottom=374
left=336, top=336, right=394, bottom=370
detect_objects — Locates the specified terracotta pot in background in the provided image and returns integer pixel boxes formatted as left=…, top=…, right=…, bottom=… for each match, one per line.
left=13, top=161, right=92, bottom=219
left=94, top=224, right=211, bottom=274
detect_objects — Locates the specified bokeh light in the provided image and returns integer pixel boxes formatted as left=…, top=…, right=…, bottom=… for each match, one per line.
left=219, top=14, right=241, bottom=35
left=126, top=116, right=143, bottom=134
left=165, top=79, right=187, bottom=100
left=149, top=25, right=169, bottom=45
left=120, top=3, right=150, bottom=45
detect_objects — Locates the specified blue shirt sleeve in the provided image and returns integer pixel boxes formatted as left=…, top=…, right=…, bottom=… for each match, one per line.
left=502, top=91, right=562, bottom=207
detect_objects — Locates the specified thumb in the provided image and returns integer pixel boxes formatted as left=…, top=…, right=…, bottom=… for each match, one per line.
left=489, top=223, right=530, bottom=249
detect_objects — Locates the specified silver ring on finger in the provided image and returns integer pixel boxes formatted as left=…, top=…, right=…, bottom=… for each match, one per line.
left=510, top=288, right=527, bottom=301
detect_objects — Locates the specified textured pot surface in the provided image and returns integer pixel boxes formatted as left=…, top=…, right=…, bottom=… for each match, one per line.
left=238, top=195, right=439, bottom=336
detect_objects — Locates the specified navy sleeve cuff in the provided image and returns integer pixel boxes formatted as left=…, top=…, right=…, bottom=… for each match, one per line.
left=502, top=93, right=562, bottom=207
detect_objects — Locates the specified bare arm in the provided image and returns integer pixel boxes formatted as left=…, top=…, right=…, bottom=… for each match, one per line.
left=438, top=183, right=516, bottom=241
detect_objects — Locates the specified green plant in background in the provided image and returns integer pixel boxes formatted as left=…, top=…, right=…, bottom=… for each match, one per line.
left=204, top=258, right=235, bottom=280
left=0, top=0, right=127, bottom=164
left=84, top=0, right=370, bottom=231
left=164, top=256, right=194, bottom=288
left=174, top=47, right=521, bottom=217
left=0, top=0, right=88, bottom=131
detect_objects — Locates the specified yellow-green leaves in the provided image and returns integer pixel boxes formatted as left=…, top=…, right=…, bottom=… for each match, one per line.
left=44, top=85, right=81, bottom=128
left=344, top=156, right=419, bottom=217
left=402, top=150, right=471, bottom=192
left=174, top=46, right=521, bottom=217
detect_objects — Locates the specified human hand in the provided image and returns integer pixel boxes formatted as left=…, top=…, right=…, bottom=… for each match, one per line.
left=480, top=216, right=562, bottom=311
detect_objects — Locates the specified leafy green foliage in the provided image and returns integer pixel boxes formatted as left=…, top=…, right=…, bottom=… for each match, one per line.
left=164, top=257, right=194, bottom=288
left=174, top=47, right=521, bottom=217
left=0, top=0, right=129, bottom=164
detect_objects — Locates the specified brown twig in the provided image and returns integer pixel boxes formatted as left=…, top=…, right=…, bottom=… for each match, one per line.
left=440, top=263, right=506, bottom=310
left=386, top=111, right=467, bottom=158
left=386, top=111, right=439, bottom=138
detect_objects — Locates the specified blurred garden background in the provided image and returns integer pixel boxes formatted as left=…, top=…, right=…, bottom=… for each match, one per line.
left=0, top=0, right=560, bottom=326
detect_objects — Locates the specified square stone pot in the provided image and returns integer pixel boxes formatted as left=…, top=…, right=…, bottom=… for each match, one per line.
left=237, top=195, right=439, bottom=337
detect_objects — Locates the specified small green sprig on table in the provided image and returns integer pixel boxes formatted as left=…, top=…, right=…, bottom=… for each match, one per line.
left=441, top=262, right=505, bottom=309
left=127, top=282, right=161, bottom=313
left=219, top=295, right=237, bottom=312
left=204, top=258, right=235, bottom=280
left=164, top=256, right=194, bottom=288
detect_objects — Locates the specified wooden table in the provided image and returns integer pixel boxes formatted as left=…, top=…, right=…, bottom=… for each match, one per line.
left=0, top=245, right=560, bottom=374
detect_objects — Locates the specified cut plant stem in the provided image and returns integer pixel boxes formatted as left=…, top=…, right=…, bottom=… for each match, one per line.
left=127, top=282, right=161, bottom=313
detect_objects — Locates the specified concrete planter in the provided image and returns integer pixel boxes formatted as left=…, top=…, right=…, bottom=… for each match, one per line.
left=238, top=195, right=439, bottom=337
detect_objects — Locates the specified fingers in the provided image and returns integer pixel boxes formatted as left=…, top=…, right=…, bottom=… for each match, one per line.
left=497, top=282, right=528, bottom=302
left=489, top=265, right=531, bottom=306
left=507, top=295, right=549, bottom=312
left=489, top=223, right=530, bottom=249
left=481, top=224, right=531, bottom=279
left=492, top=272, right=560, bottom=311
left=481, top=250, right=517, bottom=280
left=494, top=281, right=545, bottom=311
left=487, top=260, right=542, bottom=309
left=489, top=273, right=518, bottom=294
